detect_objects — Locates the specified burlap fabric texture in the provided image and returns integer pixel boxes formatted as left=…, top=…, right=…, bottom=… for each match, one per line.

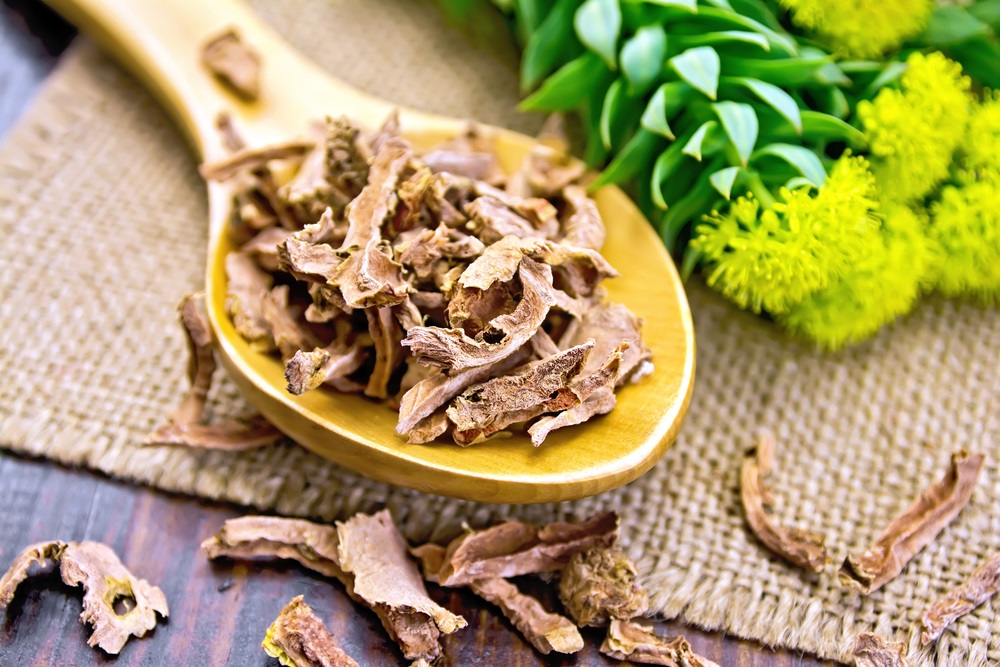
left=1, top=1, right=999, bottom=664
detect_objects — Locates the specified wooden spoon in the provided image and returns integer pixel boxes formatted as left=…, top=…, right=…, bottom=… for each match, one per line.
left=47, top=0, right=695, bottom=503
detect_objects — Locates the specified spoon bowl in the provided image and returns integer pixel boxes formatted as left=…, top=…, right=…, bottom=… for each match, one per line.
left=47, top=0, right=695, bottom=503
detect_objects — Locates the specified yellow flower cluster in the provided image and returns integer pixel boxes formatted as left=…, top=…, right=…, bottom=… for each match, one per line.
left=778, top=0, right=932, bottom=58
left=930, top=170, right=1000, bottom=301
left=780, top=206, right=938, bottom=350
left=693, top=156, right=879, bottom=315
left=962, top=91, right=1000, bottom=173
left=858, top=52, right=972, bottom=203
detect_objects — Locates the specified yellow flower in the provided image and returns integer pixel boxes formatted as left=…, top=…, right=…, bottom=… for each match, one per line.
left=693, top=155, right=879, bottom=314
left=962, top=90, right=1000, bottom=173
left=858, top=52, right=972, bottom=203
left=779, top=0, right=932, bottom=58
left=930, top=168, right=1000, bottom=301
left=780, top=205, right=937, bottom=350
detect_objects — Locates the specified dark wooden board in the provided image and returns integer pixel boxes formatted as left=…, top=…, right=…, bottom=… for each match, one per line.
left=0, top=4, right=832, bottom=665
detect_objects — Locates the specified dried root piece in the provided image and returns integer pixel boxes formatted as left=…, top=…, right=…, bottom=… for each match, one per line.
left=0, top=541, right=67, bottom=607
left=285, top=344, right=367, bottom=396
left=600, top=619, right=720, bottom=667
left=920, top=552, right=1000, bottom=645
left=740, top=433, right=829, bottom=573
left=145, top=294, right=282, bottom=451
left=337, top=510, right=466, bottom=660
left=409, top=543, right=581, bottom=655
left=471, top=578, right=583, bottom=654
left=417, top=511, right=618, bottom=587
left=263, top=595, right=360, bottom=667
left=850, top=632, right=910, bottom=667
left=840, top=450, right=986, bottom=594
left=0, top=541, right=168, bottom=655
left=201, top=28, right=261, bottom=101
left=203, top=513, right=464, bottom=662
left=60, top=542, right=170, bottom=654
left=559, top=546, right=648, bottom=627
left=201, top=139, right=314, bottom=182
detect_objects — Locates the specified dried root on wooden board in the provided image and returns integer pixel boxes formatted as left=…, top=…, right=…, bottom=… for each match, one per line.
left=559, top=546, right=649, bottom=627
left=600, top=619, right=720, bottom=667
left=144, top=294, right=283, bottom=450
left=840, top=450, right=985, bottom=594
left=0, top=540, right=169, bottom=655
left=201, top=28, right=261, bottom=101
left=850, top=632, right=910, bottom=667
left=198, top=113, right=652, bottom=446
left=741, top=432, right=829, bottom=573
left=203, top=511, right=464, bottom=662
left=263, top=595, right=360, bottom=667
left=920, top=552, right=1000, bottom=645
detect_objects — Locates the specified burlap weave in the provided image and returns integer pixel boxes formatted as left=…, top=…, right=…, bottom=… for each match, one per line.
left=1, top=1, right=999, bottom=664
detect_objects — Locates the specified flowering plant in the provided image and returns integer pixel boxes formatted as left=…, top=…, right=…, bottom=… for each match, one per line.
left=439, top=0, right=1000, bottom=348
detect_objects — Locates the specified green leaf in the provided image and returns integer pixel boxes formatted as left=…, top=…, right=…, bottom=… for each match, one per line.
left=592, top=128, right=661, bottom=187
left=727, top=77, right=801, bottom=133
left=660, top=162, right=721, bottom=250
left=968, top=0, right=1000, bottom=29
left=712, top=101, right=758, bottom=165
left=513, top=0, right=544, bottom=43
left=763, top=110, right=866, bottom=146
left=709, top=166, right=741, bottom=199
left=600, top=78, right=626, bottom=149
left=621, top=24, right=667, bottom=93
left=947, top=36, right=1000, bottom=89
left=726, top=0, right=783, bottom=29
left=635, top=0, right=697, bottom=11
left=575, top=0, right=622, bottom=69
left=680, top=245, right=702, bottom=281
left=784, top=176, right=816, bottom=190
left=813, top=61, right=851, bottom=86
left=521, top=0, right=583, bottom=91
left=669, top=47, right=721, bottom=100
left=676, top=30, right=770, bottom=52
left=682, top=120, right=719, bottom=161
left=865, top=61, right=907, bottom=96
left=751, top=144, right=826, bottom=187
left=520, top=52, right=607, bottom=110
left=925, top=6, right=991, bottom=45
left=651, top=141, right=689, bottom=208
left=640, top=82, right=691, bottom=138
left=722, top=56, right=830, bottom=85
left=695, top=7, right=798, bottom=55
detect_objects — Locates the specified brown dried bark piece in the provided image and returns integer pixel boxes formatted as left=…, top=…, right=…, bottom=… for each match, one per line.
left=327, top=139, right=411, bottom=308
left=396, top=346, right=532, bottom=435
left=403, top=257, right=556, bottom=373
left=406, top=412, right=451, bottom=444
left=559, top=546, right=648, bottom=627
left=201, top=28, right=261, bottom=101
left=422, top=149, right=502, bottom=182
left=421, top=511, right=618, bottom=587
left=204, top=514, right=464, bottom=662
left=263, top=595, right=360, bottom=667
left=241, top=227, right=294, bottom=272
left=840, top=450, right=986, bottom=594
left=600, top=620, right=720, bottom=667
left=561, top=184, right=606, bottom=251
left=920, top=552, right=1000, bottom=645
left=527, top=342, right=628, bottom=446
left=0, top=541, right=66, bottom=607
left=851, top=632, right=910, bottom=667
left=466, top=196, right=541, bottom=243
left=471, top=578, right=583, bottom=655
left=560, top=301, right=652, bottom=386
left=285, top=344, right=367, bottom=396
left=364, top=306, right=404, bottom=399
left=262, top=285, right=323, bottom=361
left=506, top=143, right=587, bottom=200
left=59, top=542, right=170, bottom=655
left=337, top=510, right=466, bottom=659
left=146, top=294, right=282, bottom=451
left=201, top=139, right=313, bottom=182
left=1, top=541, right=169, bottom=655
left=740, top=432, right=829, bottom=573
left=226, top=251, right=274, bottom=350
left=447, top=341, right=594, bottom=445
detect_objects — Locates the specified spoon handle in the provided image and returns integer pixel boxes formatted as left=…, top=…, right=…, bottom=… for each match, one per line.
left=44, top=0, right=393, bottom=159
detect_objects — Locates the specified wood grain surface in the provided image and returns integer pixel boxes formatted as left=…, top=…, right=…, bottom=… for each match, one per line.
left=0, top=3, right=832, bottom=664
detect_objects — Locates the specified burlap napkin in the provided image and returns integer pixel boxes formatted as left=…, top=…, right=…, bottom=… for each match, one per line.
left=1, top=1, right=998, bottom=663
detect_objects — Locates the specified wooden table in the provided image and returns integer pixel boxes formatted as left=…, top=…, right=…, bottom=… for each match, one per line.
left=0, top=2, right=831, bottom=664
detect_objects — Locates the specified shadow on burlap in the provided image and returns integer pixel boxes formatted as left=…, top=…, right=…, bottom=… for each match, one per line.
left=0, top=2, right=998, bottom=664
